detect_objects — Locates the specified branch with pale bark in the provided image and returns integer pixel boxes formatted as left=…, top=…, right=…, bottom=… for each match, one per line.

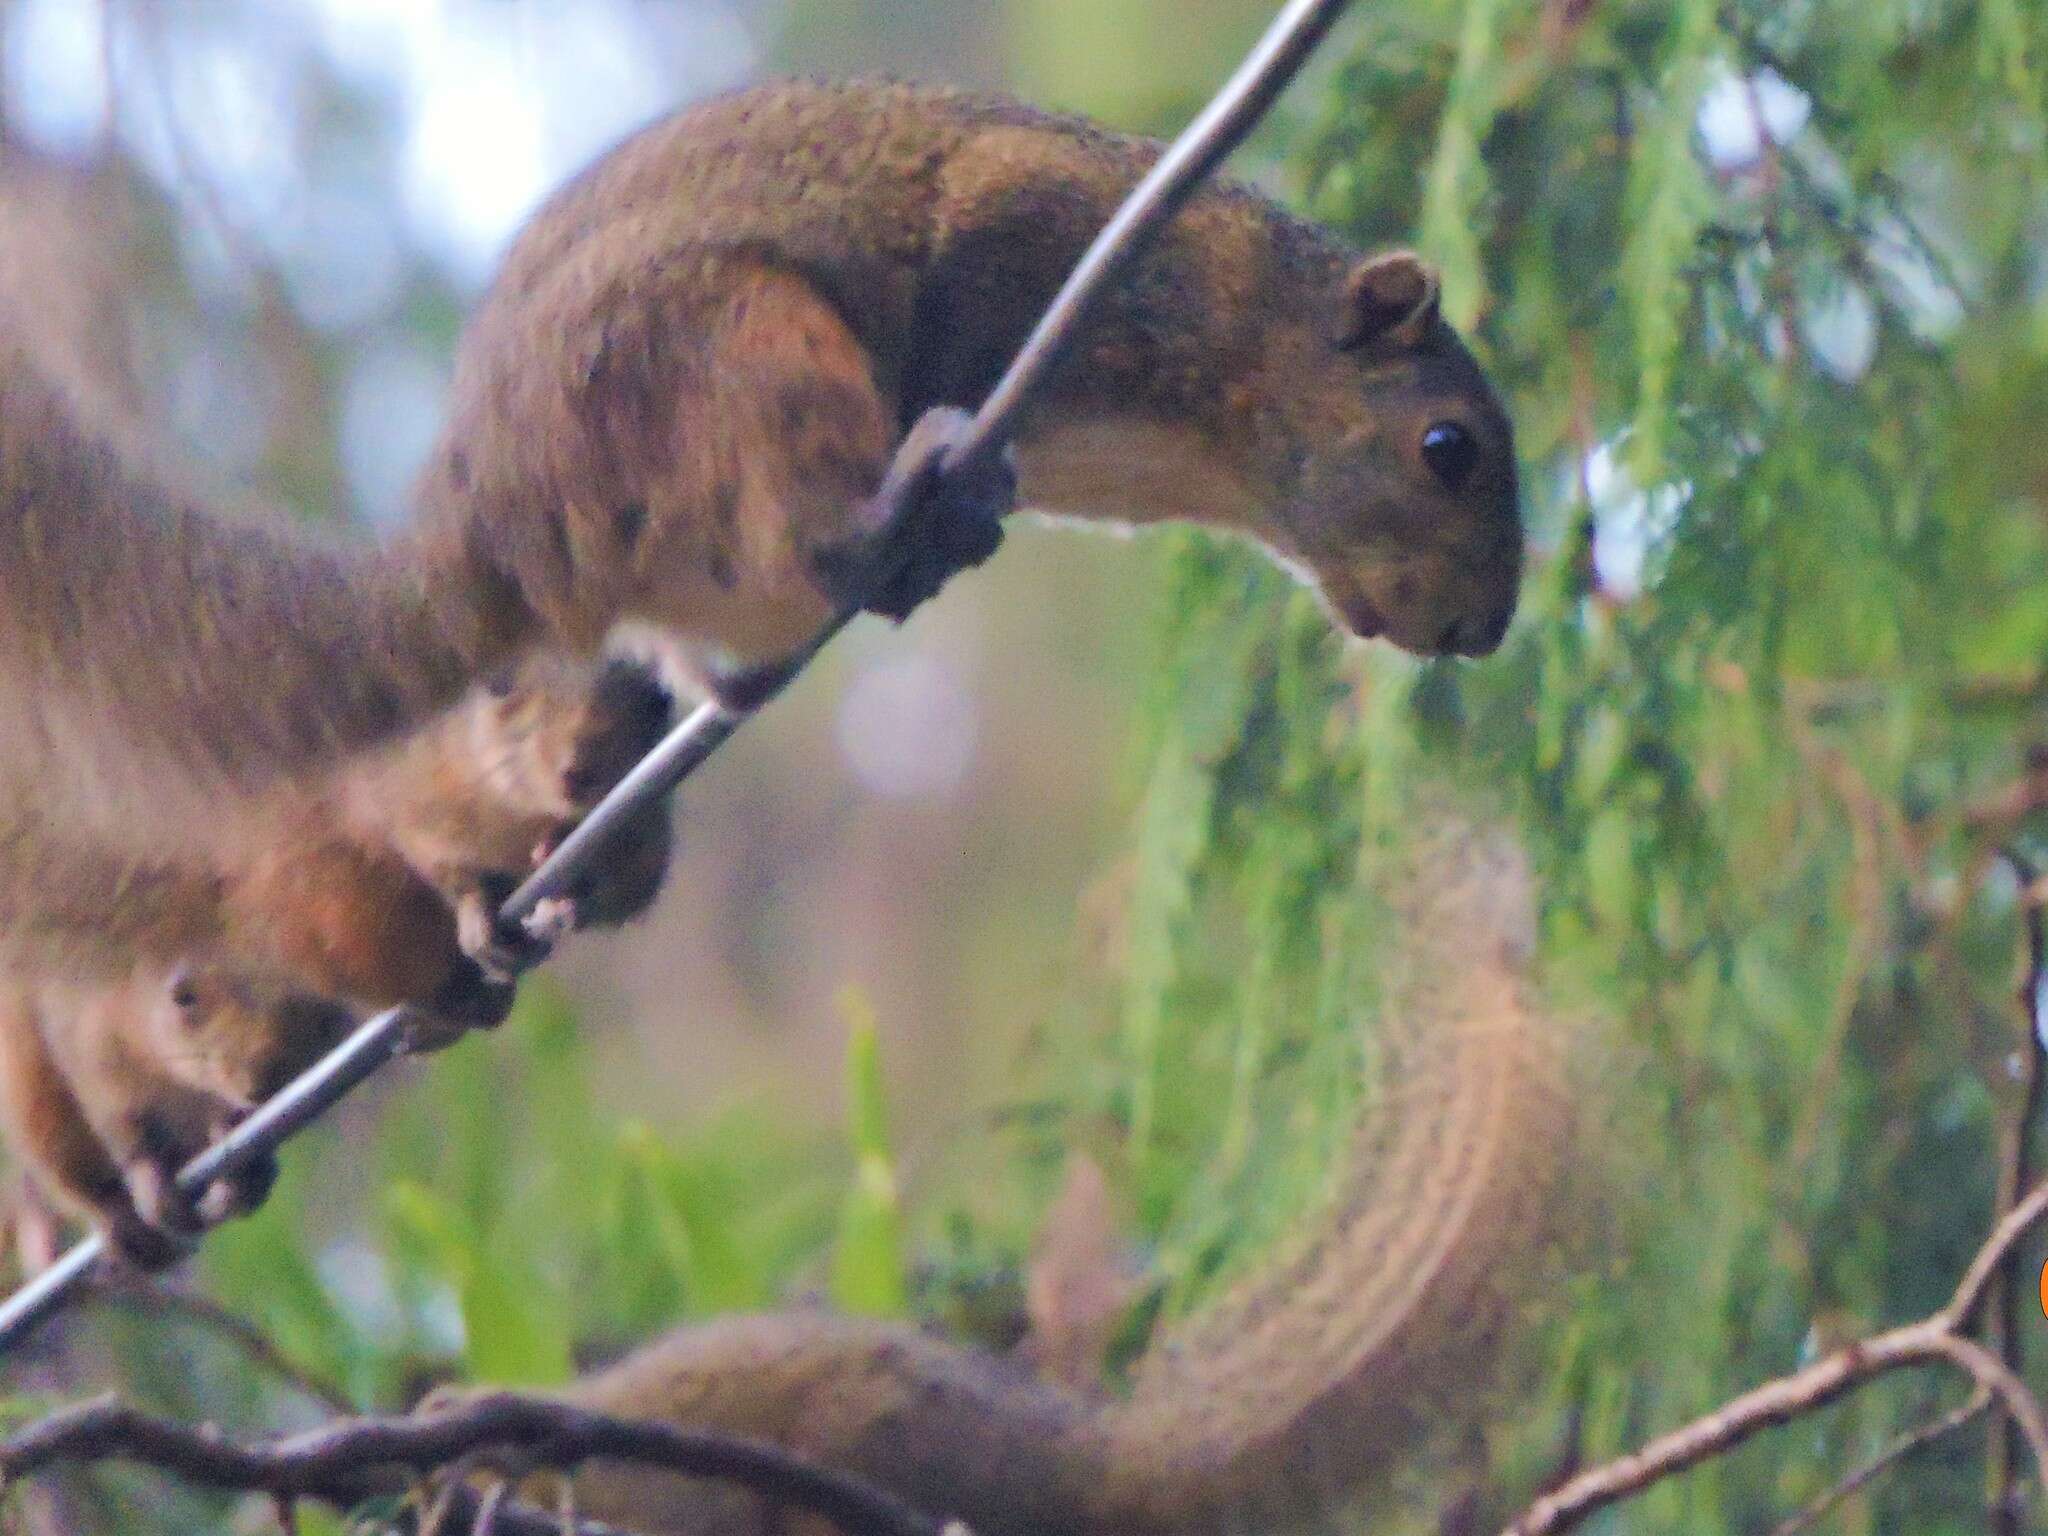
left=1501, top=867, right=2048, bottom=1536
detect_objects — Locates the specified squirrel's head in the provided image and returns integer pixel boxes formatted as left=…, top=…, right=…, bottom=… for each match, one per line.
left=1276, top=250, right=1521, bottom=658
left=159, top=967, right=357, bottom=1107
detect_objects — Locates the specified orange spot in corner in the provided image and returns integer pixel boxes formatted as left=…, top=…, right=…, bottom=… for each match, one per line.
left=2040, top=1258, right=2048, bottom=1320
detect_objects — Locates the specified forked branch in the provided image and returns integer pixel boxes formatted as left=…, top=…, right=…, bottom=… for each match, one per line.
left=1499, top=1153, right=2048, bottom=1534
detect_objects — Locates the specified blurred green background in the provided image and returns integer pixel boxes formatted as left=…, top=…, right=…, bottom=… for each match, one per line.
left=3, top=1, right=2048, bottom=1532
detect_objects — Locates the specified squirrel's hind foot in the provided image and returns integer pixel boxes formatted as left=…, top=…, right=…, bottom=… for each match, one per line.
left=814, top=406, right=1013, bottom=622
left=407, top=955, right=517, bottom=1054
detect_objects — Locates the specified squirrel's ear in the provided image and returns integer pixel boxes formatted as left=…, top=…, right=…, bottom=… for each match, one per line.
left=1336, top=251, right=1440, bottom=350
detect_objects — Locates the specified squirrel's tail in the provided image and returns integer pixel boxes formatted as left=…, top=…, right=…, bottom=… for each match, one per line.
left=554, top=811, right=1568, bottom=1536
left=1092, top=812, right=1564, bottom=1528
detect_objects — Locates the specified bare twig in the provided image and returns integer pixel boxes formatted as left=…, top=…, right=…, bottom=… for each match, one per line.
left=471, top=1481, right=511, bottom=1536
left=1987, top=848, right=2048, bottom=1534
left=1499, top=1179, right=2048, bottom=1536
left=0, top=0, right=1364, bottom=1358
left=0, top=1391, right=947, bottom=1536
left=1765, top=1389, right=1990, bottom=1536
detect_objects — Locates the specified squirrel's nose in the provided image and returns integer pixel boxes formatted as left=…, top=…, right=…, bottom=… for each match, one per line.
left=1447, top=605, right=1513, bottom=657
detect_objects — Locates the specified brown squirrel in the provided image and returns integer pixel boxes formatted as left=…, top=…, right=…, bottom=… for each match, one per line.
left=0, top=969, right=337, bottom=1269
left=0, top=655, right=676, bottom=1268
left=0, top=653, right=675, bottom=1016
left=435, top=813, right=1567, bottom=1536
left=0, top=181, right=688, bottom=1266
left=0, top=79, right=1519, bottom=866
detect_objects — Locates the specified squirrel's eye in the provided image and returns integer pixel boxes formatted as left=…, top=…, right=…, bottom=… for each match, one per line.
left=169, top=976, right=200, bottom=1012
left=1420, top=421, right=1479, bottom=490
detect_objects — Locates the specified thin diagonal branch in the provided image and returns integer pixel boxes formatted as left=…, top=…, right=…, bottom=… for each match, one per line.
left=86, top=1275, right=355, bottom=1416
left=1765, top=1389, right=1990, bottom=1536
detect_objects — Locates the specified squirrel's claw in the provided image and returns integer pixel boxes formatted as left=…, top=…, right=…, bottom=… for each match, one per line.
left=111, top=1121, right=276, bottom=1270
left=408, top=957, right=517, bottom=1054
left=522, top=895, right=579, bottom=948
left=453, top=886, right=551, bottom=985
left=816, top=405, right=1013, bottom=621
left=192, top=1111, right=279, bottom=1225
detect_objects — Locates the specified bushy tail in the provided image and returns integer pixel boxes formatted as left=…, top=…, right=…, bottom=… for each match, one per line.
left=553, top=811, right=1570, bottom=1536
left=1094, top=813, right=1563, bottom=1528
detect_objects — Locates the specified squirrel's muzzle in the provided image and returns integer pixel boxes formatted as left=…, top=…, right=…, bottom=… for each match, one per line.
left=1325, top=527, right=1521, bottom=658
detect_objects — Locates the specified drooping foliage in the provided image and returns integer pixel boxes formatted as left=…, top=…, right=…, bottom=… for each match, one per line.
left=1104, top=1, right=2048, bottom=1526
left=7, top=4, right=2048, bottom=1534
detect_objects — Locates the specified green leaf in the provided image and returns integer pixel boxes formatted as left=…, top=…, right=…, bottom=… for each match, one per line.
left=1418, top=0, right=1508, bottom=327
left=829, top=994, right=909, bottom=1316
left=385, top=1180, right=571, bottom=1386
left=1620, top=0, right=1718, bottom=479
left=1584, top=804, right=1637, bottom=929
left=612, top=1120, right=765, bottom=1317
left=456, top=1263, right=574, bottom=1388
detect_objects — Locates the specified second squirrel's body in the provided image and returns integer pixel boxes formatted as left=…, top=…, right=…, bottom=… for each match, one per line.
left=0, top=655, right=673, bottom=1009
left=0, top=79, right=1519, bottom=855
left=0, top=654, right=676, bottom=1264
left=0, top=969, right=337, bottom=1265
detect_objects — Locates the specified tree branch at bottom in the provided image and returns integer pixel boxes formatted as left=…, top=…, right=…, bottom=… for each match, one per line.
left=0, top=1391, right=950, bottom=1536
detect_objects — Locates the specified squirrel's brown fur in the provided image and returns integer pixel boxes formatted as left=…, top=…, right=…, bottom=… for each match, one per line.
left=0, top=654, right=673, bottom=1008
left=0, top=969, right=339, bottom=1268
left=474, top=812, right=1562, bottom=1536
left=0, top=655, right=676, bottom=1266
left=0, top=79, right=1518, bottom=862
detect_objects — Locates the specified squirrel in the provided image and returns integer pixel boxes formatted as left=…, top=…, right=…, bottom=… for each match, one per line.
left=431, top=813, right=1569, bottom=1536
left=0, top=183, right=684, bottom=1262
left=0, top=653, right=676, bottom=1018
left=0, top=655, right=677, bottom=1268
left=0, top=968, right=337, bottom=1270
left=0, top=78, right=1520, bottom=869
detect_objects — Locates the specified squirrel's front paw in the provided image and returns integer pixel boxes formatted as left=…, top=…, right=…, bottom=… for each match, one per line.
left=408, top=955, right=517, bottom=1053
left=109, top=1116, right=276, bottom=1270
left=453, top=881, right=552, bottom=984
left=814, top=406, right=1013, bottom=621
left=102, top=1200, right=194, bottom=1272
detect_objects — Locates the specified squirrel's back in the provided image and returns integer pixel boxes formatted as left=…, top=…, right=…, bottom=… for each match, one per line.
left=450, top=79, right=1345, bottom=453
